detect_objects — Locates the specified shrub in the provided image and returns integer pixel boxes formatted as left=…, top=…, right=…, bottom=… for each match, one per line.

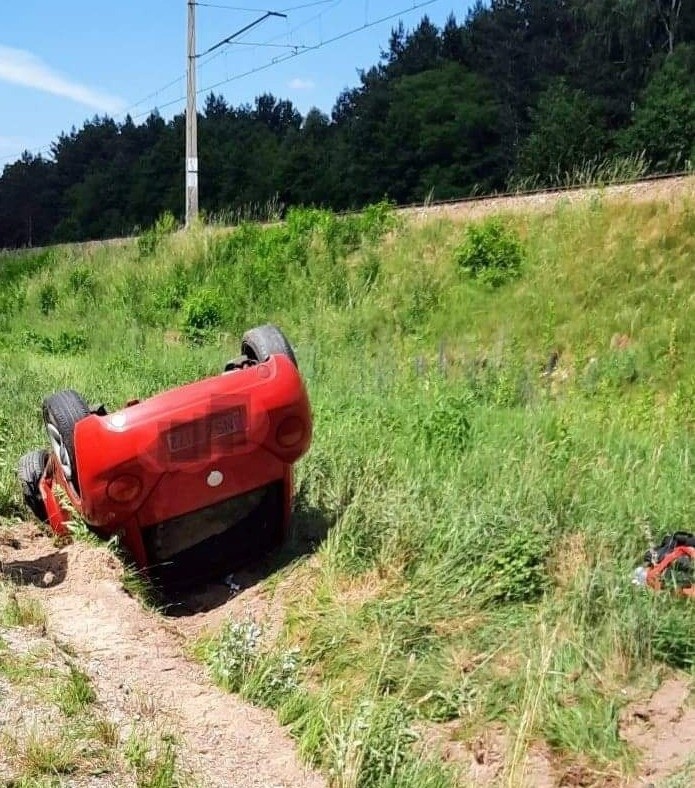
left=22, top=329, right=88, bottom=355
left=181, top=289, right=223, bottom=343
left=420, top=393, right=472, bottom=454
left=455, top=218, right=525, bottom=287
left=39, top=283, right=58, bottom=315
left=68, top=265, right=96, bottom=297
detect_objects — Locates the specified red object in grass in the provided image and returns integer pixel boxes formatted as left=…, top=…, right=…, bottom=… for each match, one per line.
left=27, top=326, right=312, bottom=588
left=645, top=545, right=695, bottom=597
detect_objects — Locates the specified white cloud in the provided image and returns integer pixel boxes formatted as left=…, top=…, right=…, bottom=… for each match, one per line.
left=288, top=77, right=315, bottom=91
left=0, top=46, right=125, bottom=115
left=0, top=135, right=24, bottom=153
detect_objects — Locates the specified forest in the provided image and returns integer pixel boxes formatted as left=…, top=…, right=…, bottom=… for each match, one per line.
left=1, top=0, right=695, bottom=248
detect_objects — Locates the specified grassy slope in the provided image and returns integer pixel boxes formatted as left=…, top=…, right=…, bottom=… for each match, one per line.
left=2, top=195, right=695, bottom=785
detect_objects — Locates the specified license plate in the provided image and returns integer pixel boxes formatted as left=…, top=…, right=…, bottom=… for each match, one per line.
left=211, top=407, right=246, bottom=438
left=167, top=424, right=197, bottom=453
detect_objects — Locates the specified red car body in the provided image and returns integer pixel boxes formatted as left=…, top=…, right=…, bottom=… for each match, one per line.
left=38, top=353, right=312, bottom=587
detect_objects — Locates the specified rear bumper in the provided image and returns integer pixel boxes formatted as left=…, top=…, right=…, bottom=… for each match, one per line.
left=142, top=480, right=287, bottom=589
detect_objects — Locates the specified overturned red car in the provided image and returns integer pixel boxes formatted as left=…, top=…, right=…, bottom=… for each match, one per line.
left=17, top=324, right=312, bottom=588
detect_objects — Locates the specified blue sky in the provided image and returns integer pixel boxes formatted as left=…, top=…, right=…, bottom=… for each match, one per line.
left=0, top=0, right=474, bottom=165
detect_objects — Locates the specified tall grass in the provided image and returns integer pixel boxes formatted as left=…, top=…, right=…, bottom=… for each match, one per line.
left=509, top=150, right=650, bottom=192
left=2, top=193, right=695, bottom=784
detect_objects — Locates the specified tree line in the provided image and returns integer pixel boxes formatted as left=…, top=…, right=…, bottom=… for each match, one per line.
left=2, top=0, right=695, bottom=248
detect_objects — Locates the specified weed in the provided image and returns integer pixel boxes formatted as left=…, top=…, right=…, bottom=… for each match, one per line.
left=54, top=663, right=96, bottom=717
left=91, top=718, right=120, bottom=748
left=203, top=618, right=263, bottom=694
left=123, top=729, right=193, bottom=788
left=419, top=392, right=472, bottom=454
left=15, top=728, right=80, bottom=777
left=67, top=265, right=96, bottom=298
left=22, top=329, right=88, bottom=355
left=0, top=584, right=46, bottom=628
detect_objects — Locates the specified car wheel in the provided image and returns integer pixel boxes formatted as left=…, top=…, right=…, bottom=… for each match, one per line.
left=17, top=449, right=49, bottom=522
left=241, top=324, right=298, bottom=368
left=42, top=389, right=90, bottom=494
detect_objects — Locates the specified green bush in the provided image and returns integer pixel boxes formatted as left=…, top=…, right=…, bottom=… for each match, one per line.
left=68, top=264, right=96, bottom=297
left=38, top=283, right=58, bottom=315
left=455, top=218, right=525, bottom=287
left=420, top=393, right=472, bottom=454
left=463, top=523, right=550, bottom=604
left=181, top=289, right=223, bottom=343
left=22, top=329, right=88, bottom=355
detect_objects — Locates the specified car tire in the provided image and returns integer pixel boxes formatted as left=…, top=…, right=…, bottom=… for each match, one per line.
left=17, top=449, right=49, bottom=522
left=42, top=389, right=91, bottom=494
left=241, top=324, right=298, bottom=368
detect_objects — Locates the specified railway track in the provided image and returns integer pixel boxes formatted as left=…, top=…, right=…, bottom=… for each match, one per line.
left=3, top=170, right=695, bottom=256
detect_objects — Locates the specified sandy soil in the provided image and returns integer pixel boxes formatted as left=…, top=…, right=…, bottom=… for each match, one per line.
left=0, top=523, right=325, bottom=788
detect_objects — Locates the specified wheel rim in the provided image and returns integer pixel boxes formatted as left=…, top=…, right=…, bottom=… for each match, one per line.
left=46, top=422, right=73, bottom=481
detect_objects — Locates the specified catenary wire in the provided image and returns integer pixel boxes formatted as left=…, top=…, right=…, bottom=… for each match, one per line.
left=2, top=0, right=442, bottom=161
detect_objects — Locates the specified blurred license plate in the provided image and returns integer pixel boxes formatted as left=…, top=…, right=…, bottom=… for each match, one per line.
left=166, top=406, right=246, bottom=455
left=167, top=425, right=197, bottom=453
left=211, top=406, right=246, bottom=438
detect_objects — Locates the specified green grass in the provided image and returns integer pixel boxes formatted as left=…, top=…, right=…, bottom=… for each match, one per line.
left=53, top=662, right=96, bottom=717
left=0, top=583, right=46, bottom=629
left=123, top=729, right=196, bottom=788
left=3, top=194, right=695, bottom=784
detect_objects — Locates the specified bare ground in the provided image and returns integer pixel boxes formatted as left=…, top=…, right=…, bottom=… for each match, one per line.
left=404, top=174, right=695, bottom=224
left=620, top=678, right=695, bottom=787
left=0, top=523, right=325, bottom=788
left=415, top=677, right=695, bottom=788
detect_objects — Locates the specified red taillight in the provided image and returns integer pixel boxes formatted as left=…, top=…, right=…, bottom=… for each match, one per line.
left=276, top=416, right=304, bottom=448
left=106, top=475, right=142, bottom=503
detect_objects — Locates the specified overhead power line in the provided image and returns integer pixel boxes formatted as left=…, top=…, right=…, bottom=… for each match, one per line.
left=2, top=0, right=343, bottom=160
left=196, top=1, right=336, bottom=12
left=1, top=0, right=443, bottom=165
left=194, top=0, right=341, bottom=72
left=198, top=10, right=287, bottom=57
left=133, top=0, right=440, bottom=119
left=195, top=0, right=443, bottom=96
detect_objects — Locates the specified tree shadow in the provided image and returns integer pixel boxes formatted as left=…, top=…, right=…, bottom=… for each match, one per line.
left=0, top=550, right=68, bottom=588
left=159, top=502, right=335, bottom=618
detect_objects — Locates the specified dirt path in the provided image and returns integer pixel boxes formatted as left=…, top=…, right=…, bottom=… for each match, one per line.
left=0, top=524, right=325, bottom=788
left=620, top=678, right=695, bottom=787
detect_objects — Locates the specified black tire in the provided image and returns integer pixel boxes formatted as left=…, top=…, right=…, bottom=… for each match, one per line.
left=42, top=389, right=90, bottom=493
left=17, top=449, right=49, bottom=522
left=241, top=324, right=298, bottom=368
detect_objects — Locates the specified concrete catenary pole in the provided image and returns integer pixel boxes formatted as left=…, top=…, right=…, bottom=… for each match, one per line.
left=185, top=0, right=199, bottom=227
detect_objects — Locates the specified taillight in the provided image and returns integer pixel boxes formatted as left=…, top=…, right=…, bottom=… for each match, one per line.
left=276, top=416, right=305, bottom=448
left=106, top=474, right=142, bottom=503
